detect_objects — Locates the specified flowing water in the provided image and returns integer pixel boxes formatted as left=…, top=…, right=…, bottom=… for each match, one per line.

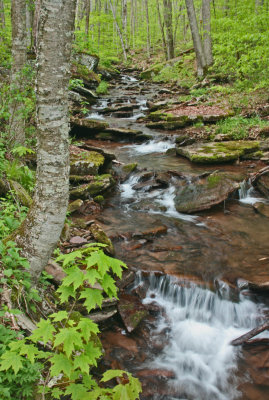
left=85, top=73, right=269, bottom=399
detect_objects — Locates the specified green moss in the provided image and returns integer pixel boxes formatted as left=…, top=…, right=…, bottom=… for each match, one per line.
left=96, top=81, right=109, bottom=95
left=70, top=151, right=105, bottom=176
left=207, top=174, right=222, bottom=188
left=93, top=195, right=105, bottom=204
left=122, top=163, right=137, bottom=173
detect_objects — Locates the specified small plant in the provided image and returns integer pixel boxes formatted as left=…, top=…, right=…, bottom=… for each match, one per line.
left=0, top=244, right=142, bottom=400
left=215, top=116, right=268, bottom=140
left=96, top=80, right=109, bottom=95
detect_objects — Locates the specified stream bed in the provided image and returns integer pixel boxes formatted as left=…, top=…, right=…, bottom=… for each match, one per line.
left=82, top=73, right=269, bottom=399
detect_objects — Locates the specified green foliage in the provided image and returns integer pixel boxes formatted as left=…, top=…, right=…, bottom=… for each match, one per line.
left=96, top=80, right=109, bottom=95
left=215, top=116, right=268, bottom=140
left=0, top=324, right=41, bottom=400
left=0, top=244, right=142, bottom=400
left=69, top=78, right=84, bottom=90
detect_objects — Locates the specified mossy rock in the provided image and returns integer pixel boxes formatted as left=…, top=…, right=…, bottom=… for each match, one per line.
left=146, top=120, right=189, bottom=130
left=9, top=180, right=32, bottom=208
left=93, top=195, right=105, bottom=204
left=71, top=118, right=109, bottom=135
left=140, top=63, right=163, bottom=80
left=68, top=199, right=84, bottom=213
left=176, top=141, right=260, bottom=164
left=174, top=171, right=241, bottom=213
left=70, top=174, right=115, bottom=199
left=70, top=151, right=105, bottom=176
left=90, top=223, right=114, bottom=255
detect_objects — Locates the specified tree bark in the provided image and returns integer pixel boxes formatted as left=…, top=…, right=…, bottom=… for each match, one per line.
left=15, top=0, right=76, bottom=281
left=85, top=0, right=91, bottom=38
left=109, top=0, right=127, bottom=61
left=163, top=0, right=174, bottom=59
left=9, top=0, right=27, bottom=145
left=33, top=0, right=41, bottom=53
left=122, top=0, right=128, bottom=50
left=26, top=1, right=34, bottom=49
left=144, top=0, right=151, bottom=57
left=156, top=0, right=167, bottom=59
left=185, top=0, right=206, bottom=77
left=202, top=0, right=213, bottom=66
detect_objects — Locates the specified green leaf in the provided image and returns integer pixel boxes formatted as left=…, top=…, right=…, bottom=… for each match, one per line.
left=79, top=288, right=103, bottom=312
left=57, top=285, right=76, bottom=303
left=62, top=266, right=85, bottom=290
left=77, top=318, right=99, bottom=341
left=56, top=250, right=82, bottom=266
left=50, top=311, right=69, bottom=322
left=83, top=268, right=102, bottom=286
left=102, top=273, right=117, bottom=297
left=50, top=353, right=73, bottom=377
left=54, top=328, right=83, bottom=358
left=65, top=383, right=90, bottom=400
left=113, top=384, right=129, bottom=400
left=84, top=342, right=102, bottom=366
left=51, top=388, right=64, bottom=400
left=73, top=353, right=92, bottom=374
left=101, top=370, right=125, bottom=382
left=107, top=255, right=127, bottom=277
left=0, top=352, right=24, bottom=374
left=30, top=319, right=56, bottom=344
left=19, top=343, right=40, bottom=363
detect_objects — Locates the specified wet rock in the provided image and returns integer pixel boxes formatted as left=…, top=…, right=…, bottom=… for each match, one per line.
left=133, top=225, right=168, bottom=239
left=116, top=270, right=135, bottom=290
left=88, top=309, right=118, bottom=324
left=69, top=236, right=88, bottom=246
left=70, top=147, right=105, bottom=176
left=116, top=162, right=138, bottom=182
left=118, top=293, right=148, bottom=333
left=238, top=278, right=269, bottom=294
left=176, top=134, right=196, bottom=146
left=136, top=369, right=176, bottom=379
left=174, top=171, right=241, bottom=213
left=79, top=144, right=116, bottom=162
left=73, top=85, right=97, bottom=99
left=71, top=117, right=109, bottom=136
left=103, top=331, right=138, bottom=353
left=253, top=202, right=269, bottom=218
left=89, top=223, right=114, bottom=254
left=177, top=141, right=260, bottom=164
left=70, top=174, right=115, bottom=199
left=101, top=127, right=152, bottom=142
left=252, top=166, right=269, bottom=198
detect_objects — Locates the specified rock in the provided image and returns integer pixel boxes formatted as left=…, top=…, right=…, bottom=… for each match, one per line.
left=73, top=85, right=97, bottom=99
left=70, top=174, right=115, bottom=199
left=133, top=225, right=168, bottom=239
left=238, top=279, right=269, bottom=293
left=45, top=260, right=66, bottom=283
left=79, top=144, right=116, bottom=162
left=16, top=314, right=36, bottom=333
left=103, top=331, right=138, bottom=353
left=89, top=223, right=114, bottom=254
left=116, top=270, right=135, bottom=290
left=73, top=52, right=99, bottom=72
left=136, top=369, right=176, bottom=379
left=88, top=309, right=118, bottom=324
left=9, top=180, right=32, bottom=207
left=252, top=166, right=269, bottom=198
left=177, top=141, right=260, bottom=164
left=175, top=134, right=196, bottom=146
left=259, top=126, right=269, bottom=137
left=69, top=236, right=88, bottom=246
left=174, top=171, right=241, bottom=213
left=70, top=148, right=105, bottom=176
left=68, top=199, right=84, bottom=213
left=140, top=63, right=163, bottom=80
left=103, top=127, right=152, bottom=143
left=253, top=202, right=269, bottom=218
left=69, top=90, right=86, bottom=104
left=118, top=293, right=148, bottom=333
left=70, top=117, right=109, bottom=136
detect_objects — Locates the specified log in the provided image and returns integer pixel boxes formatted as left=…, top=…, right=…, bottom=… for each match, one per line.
left=231, top=322, right=269, bottom=346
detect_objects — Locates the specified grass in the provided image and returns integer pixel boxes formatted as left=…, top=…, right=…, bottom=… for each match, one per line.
left=214, top=116, right=269, bottom=140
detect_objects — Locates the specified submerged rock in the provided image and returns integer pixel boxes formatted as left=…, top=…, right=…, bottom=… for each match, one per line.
left=176, top=141, right=260, bottom=164
left=174, top=171, right=241, bottom=213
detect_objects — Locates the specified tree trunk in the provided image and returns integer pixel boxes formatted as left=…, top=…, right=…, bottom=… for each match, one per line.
left=9, top=0, right=27, bottom=145
left=33, top=0, right=41, bottom=53
left=163, top=0, right=174, bottom=59
left=26, top=1, right=34, bottom=49
left=156, top=0, right=167, bottom=58
left=0, top=0, right=5, bottom=36
left=185, top=0, right=206, bottom=77
left=85, top=0, right=90, bottom=39
left=15, top=0, right=76, bottom=281
left=202, top=0, right=213, bottom=66
left=109, top=0, right=127, bottom=61
left=122, top=0, right=128, bottom=50
left=144, top=0, right=151, bottom=57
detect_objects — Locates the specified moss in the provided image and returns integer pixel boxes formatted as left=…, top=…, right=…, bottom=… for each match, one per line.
left=207, top=174, right=222, bottom=188
left=68, top=199, right=83, bottom=213
left=70, top=174, right=115, bottom=199
left=9, top=180, right=32, bottom=208
left=95, top=132, right=114, bottom=140
left=122, top=163, right=137, bottom=173
left=72, top=61, right=101, bottom=83
left=93, top=195, right=105, bottom=204
left=70, top=151, right=105, bottom=176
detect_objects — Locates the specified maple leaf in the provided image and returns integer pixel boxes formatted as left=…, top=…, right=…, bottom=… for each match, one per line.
left=50, top=311, right=68, bottom=322
left=0, top=352, right=24, bottom=374
left=83, top=268, right=101, bottom=286
left=62, top=266, right=85, bottom=290
left=56, top=249, right=82, bottom=266
left=30, top=319, right=55, bottom=344
left=56, top=285, right=76, bottom=303
left=50, top=353, right=73, bottom=377
left=77, top=318, right=99, bottom=341
left=65, top=383, right=90, bottom=400
left=79, top=288, right=103, bottom=312
left=73, top=353, right=92, bottom=374
left=54, top=327, right=83, bottom=358
left=84, top=342, right=102, bottom=366
left=102, top=273, right=117, bottom=297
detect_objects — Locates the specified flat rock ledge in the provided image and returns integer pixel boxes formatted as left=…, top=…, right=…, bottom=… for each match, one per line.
left=176, top=141, right=260, bottom=164
left=174, top=171, right=241, bottom=213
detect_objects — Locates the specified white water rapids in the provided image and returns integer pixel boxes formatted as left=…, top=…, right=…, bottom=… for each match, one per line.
left=134, top=274, right=268, bottom=400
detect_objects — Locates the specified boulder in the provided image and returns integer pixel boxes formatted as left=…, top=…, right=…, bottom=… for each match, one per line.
left=70, top=149, right=105, bottom=176
left=70, top=174, right=115, bottom=199
left=251, top=166, right=269, bottom=198
left=118, top=293, right=148, bottom=333
left=174, top=171, right=241, bottom=213
left=176, top=141, right=260, bottom=164
left=73, top=52, right=99, bottom=72
left=68, top=199, right=84, bottom=213
left=70, top=117, right=109, bottom=136
left=101, top=127, right=152, bottom=142
left=89, top=223, right=114, bottom=255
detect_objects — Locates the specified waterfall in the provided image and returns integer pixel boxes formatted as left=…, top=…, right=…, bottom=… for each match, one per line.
left=134, top=274, right=267, bottom=400
left=239, top=179, right=268, bottom=205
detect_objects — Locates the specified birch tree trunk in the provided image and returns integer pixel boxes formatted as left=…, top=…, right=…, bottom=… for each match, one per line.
left=163, top=0, right=174, bottom=59
left=144, top=0, right=151, bottom=57
left=85, top=0, right=91, bottom=38
left=156, top=0, right=167, bottom=58
left=122, top=0, right=128, bottom=50
left=9, top=0, right=27, bottom=145
left=202, top=0, right=213, bottom=66
left=15, top=0, right=76, bottom=281
left=185, top=0, right=206, bottom=77
left=109, top=0, right=127, bottom=61
left=33, top=0, right=41, bottom=53
left=26, top=1, right=34, bottom=49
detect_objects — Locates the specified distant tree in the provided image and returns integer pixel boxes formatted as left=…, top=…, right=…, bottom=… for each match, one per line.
left=0, top=0, right=5, bottom=37
left=202, top=0, right=213, bottom=66
left=15, top=0, right=76, bottom=280
left=163, top=0, right=174, bottom=59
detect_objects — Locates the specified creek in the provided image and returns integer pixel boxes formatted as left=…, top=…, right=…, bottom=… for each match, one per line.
left=84, top=72, right=269, bottom=399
